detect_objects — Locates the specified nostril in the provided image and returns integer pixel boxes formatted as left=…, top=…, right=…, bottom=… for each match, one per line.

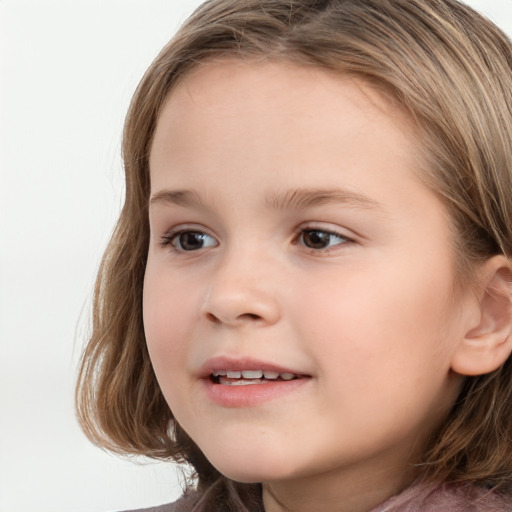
left=202, top=292, right=279, bottom=326
left=238, top=313, right=262, bottom=321
left=205, top=312, right=221, bottom=324
left=205, top=311, right=262, bottom=324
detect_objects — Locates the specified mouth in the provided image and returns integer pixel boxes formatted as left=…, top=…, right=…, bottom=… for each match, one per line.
left=199, top=357, right=310, bottom=406
left=210, top=369, right=300, bottom=386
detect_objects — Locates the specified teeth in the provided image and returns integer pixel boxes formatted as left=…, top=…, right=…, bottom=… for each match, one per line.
left=242, top=370, right=263, bottom=379
left=212, top=369, right=298, bottom=381
left=224, top=379, right=261, bottom=386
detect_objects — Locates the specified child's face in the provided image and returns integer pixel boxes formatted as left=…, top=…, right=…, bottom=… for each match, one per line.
left=144, top=60, right=468, bottom=493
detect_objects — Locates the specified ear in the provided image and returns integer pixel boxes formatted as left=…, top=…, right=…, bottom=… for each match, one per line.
left=451, top=255, right=512, bottom=376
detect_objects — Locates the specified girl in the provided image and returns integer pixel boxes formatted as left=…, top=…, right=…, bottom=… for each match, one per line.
left=76, top=0, right=512, bottom=510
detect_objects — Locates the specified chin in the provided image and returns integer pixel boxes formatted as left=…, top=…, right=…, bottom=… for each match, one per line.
left=204, top=449, right=298, bottom=484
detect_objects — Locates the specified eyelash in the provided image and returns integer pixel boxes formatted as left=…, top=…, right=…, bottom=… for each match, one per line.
left=160, top=229, right=218, bottom=252
left=296, top=229, right=353, bottom=251
left=159, top=227, right=354, bottom=253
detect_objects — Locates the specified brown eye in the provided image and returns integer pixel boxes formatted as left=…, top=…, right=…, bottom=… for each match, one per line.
left=300, top=230, right=347, bottom=249
left=171, top=231, right=218, bottom=251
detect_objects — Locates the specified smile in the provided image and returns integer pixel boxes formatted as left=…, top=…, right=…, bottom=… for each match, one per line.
left=200, top=359, right=310, bottom=407
left=211, top=369, right=298, bottom=385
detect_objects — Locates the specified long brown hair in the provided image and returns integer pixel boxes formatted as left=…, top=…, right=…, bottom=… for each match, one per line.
left=76, top=0, right=512, bottom=507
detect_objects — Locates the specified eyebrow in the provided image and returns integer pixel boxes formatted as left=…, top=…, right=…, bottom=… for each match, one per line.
left=150, top=189, right=206, bottom=208
left=149, top=187, right=384, bottom=212
left=264, top=188, right=383, bottom=211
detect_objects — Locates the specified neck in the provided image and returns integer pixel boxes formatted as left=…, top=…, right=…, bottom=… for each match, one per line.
left=262, top=459, right=417, bottom=512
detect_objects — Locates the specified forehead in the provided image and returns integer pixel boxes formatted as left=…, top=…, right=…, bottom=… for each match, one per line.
left=149, top=58, right=422, bottom=186
left=157, top=58, right=409, bottom=126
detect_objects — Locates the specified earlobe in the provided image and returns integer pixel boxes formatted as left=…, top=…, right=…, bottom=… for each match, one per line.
left=451, top=256, right=512, bottom=376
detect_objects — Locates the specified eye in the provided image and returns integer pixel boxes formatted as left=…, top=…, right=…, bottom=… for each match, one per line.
left=162, top=230, right=218, bottom=251
left=298, top=229, right=350, bottom=250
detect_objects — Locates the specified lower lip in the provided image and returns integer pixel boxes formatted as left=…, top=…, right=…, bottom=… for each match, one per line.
left=202, top=377, right=309, bottom=407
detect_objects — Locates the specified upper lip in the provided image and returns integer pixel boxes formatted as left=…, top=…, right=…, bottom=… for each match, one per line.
left=198, top=356, right=309, bottom=378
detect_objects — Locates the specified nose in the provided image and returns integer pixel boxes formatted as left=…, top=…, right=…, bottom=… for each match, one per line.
left=201, top=253, right=282, bottom=327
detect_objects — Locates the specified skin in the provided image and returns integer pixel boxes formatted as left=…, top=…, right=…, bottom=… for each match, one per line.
left=143, top=59, right=477, bottom=512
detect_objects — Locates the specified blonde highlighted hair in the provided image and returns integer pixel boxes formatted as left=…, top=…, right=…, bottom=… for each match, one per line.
left=77, top=0, right=512, bottom=507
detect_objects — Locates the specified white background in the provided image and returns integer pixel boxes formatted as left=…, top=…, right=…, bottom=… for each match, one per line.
left=1, top=1, right=512, bottom=511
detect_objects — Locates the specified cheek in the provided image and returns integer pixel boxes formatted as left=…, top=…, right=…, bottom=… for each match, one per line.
left=296, top=256, right=459, bottom=379
left=142, top=267, right=197, bottom=379
left=293, top=264, right=461, bottom=443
